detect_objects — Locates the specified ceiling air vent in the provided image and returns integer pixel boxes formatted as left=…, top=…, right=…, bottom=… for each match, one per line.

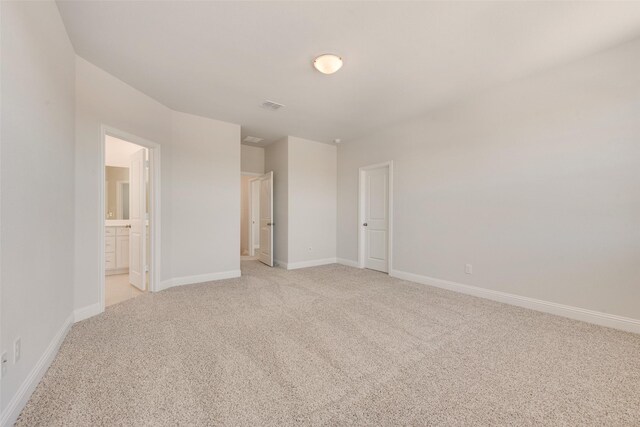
left=243, top=136, right=263, bottom=143
left=261, top=100, right=285, bottom=111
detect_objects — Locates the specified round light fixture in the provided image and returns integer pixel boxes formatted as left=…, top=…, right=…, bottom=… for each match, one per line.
left=313, top=54, right=343, bottom=74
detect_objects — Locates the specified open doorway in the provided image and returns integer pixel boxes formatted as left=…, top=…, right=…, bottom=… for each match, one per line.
left=240, top=172, right=261, bottom=259
left=101, top=127, right=160, bottom=309
left=240, top=171, right=273, bottom=266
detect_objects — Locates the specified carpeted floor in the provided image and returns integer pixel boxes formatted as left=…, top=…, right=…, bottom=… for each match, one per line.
left=17, top=261, right=640, bottom=425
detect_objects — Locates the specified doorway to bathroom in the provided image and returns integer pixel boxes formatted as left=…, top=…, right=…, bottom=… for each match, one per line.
left=101, top=127, right=161, bottom=309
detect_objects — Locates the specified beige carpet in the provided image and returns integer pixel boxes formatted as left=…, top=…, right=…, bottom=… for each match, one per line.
left=17, top=261, right=640, bottom=425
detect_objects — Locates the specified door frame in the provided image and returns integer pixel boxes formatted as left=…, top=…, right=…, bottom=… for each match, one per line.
left=242, top=171, right=262, bottom=257
left=100, top=125, right=161, bottom=311
left=358, top=161, right=394, bottom=273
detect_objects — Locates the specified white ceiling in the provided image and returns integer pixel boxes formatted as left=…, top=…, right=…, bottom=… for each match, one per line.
left=105, top=135, right=144, bottom=168
left=57, top=1, right=640, bottom=146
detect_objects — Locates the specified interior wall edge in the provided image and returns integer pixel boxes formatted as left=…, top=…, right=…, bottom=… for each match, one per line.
left=283, top=258, right=337, bottom=271
left=336, top=258, right=360, bottom=268
left=73, top=303, right=103, bottom=323
left=390, top=268, right=640, bottom=334
left=0, top=313, right=74, bottom=427
left=158, top=270, right=242, bottom=291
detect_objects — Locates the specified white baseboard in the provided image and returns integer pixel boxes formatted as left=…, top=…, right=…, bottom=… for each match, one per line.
left=284, top=258, right=337, bottom=270
left=159, top=270, right=241, bottom=291
left=0, top=313, right=73, bottom=427
left=337, top=258, right=360, bottom=268
left=390, top=269, right=640, bottom=334
left=105, top=268, right=128, bottom=276
left=73, top=302, right=103, bottom=323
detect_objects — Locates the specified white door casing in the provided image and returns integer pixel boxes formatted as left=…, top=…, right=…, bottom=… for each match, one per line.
left=129, top=148, right=147, bottom=290
left=360, top=163, right=392, bottom=273
left=258, top=171, right=274, bottom=267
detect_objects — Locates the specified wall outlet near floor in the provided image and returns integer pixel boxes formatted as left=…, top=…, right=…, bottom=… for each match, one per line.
left=1, top=352, right=7, bottom=378
left=14, top=338, right=21, bottom=362
left=307, top=246, right=312, bottom=252
left=465, top=264, right=473, bottom=274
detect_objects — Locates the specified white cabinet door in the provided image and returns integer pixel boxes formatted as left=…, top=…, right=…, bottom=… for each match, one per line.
left=116, top=236, right=129, bottom=269
left=105, top=236, right=116, bottom=254
left=105, top=253, right=116, bottom=270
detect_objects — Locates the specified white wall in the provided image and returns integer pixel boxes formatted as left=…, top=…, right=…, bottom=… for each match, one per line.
left=241, top=144, right=265, bottom=174
left=1, top=0, right=75, bottom=419
left=264, top=138, right=288, bottom=264
left=288, top=137, right=337, bottom=265
left=264, top=137, right=337, bottom=267
left=338, top=38, right=640, bottom=321
left=169, top=111, right=240, bottom=280
left=75, top=57, right=240, bottom=312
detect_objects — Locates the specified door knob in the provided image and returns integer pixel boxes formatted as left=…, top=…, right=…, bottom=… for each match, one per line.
left=363, top=223, right=368, bottom=226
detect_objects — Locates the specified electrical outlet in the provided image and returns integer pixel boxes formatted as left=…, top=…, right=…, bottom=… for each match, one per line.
left=14, top=338, right=21, bottom=362
left=1, top=352, right=7, bottom=378
left=465, top=264, right=473, bottom=274
left=307, top=247, right=312, bottom=252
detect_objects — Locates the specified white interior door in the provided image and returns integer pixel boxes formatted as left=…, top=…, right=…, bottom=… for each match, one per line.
left=129, top=148, right=147, bottom=290
left=250, top=179, right=261, bottom=256
left=258, top=171, right=273, bottom=267
left=364, top=166, right=389, bottom=272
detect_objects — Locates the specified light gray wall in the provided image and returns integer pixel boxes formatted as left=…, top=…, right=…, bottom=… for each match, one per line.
left=75, top=56, right=170, bottom=310
left=337, top=38, right=640, bottom=320
left=1, top=0, right=75, bottom=413
left=264, top=137, right=337, bottom=266
left=241, top=145, right=265, bottom=174
left=264, top=138, right=289, bottom=264
left=75, top=57, right=240, bottom=310
left=170, top=111, right=240, bottom=279
left=288, top=137, right=337, bottom=264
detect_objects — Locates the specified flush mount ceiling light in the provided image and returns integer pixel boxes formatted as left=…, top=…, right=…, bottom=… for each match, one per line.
left=313, top=54, right=343, bottom=74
